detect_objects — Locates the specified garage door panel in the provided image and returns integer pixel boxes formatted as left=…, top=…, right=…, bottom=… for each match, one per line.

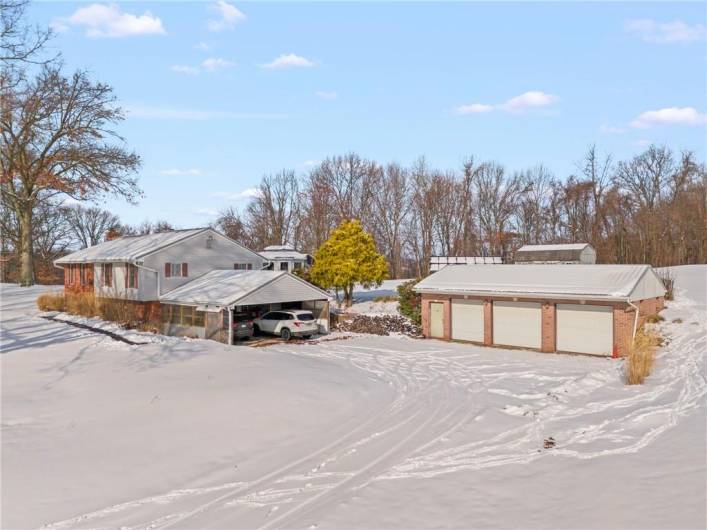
left=557, top=304, right=612, bottom=356
left=452, top=300, right=484, bottom=342
left=493, top=301, right=541, bottom=349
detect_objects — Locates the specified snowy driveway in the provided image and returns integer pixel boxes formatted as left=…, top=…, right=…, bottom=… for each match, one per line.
left=2, top=266, right=706, bottom=529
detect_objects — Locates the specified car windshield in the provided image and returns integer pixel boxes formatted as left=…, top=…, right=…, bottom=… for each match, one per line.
left=296, top=313, right=314, bottom=321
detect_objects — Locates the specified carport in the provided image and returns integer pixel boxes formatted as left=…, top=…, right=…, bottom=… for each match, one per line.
left=414, top=264, right=666, bottom=357
left=159, top=270, right=332, bottom=344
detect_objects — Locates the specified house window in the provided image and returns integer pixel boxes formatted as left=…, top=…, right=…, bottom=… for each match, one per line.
left=234, top=263, right=254, bottom=270
left=161, top=304, right=205, bottom=327
left=280, top=262, right=289, bottom=271
left=102, top=263, right=113, bottom=287
left=126, top=264, right=138, bottom=289
left=165, top=263, right=188, bottom=278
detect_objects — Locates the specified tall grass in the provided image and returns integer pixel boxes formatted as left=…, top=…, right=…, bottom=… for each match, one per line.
left=98, top=298, right=143, bottom=328
left=625, top=327, right=659, bottom=385
left=37, top=293, right=66, bottom=312
left=65, top=291, right=99, bottom=317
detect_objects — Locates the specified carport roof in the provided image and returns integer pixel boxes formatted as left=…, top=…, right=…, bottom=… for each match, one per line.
left=160, top=270, right=332, bottom=308
left=414, top=264, right=665, bottom=301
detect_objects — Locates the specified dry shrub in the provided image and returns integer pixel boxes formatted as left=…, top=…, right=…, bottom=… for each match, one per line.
left=373, top=295, right=399, bottom=303
left=98, top=298, right=142, bottom=328
left=37, top=292, right=66, bottom=312
left=65, top=291, right=99, bottom=317
left=645, top=314, right=665, bottom=324
left=625, top=327, right=659, bottom=385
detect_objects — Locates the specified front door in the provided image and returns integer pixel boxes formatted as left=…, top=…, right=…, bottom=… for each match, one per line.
left=429, top=302, right=444, bottom=338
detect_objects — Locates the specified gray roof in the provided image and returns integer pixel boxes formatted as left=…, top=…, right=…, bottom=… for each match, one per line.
left=515, top=243, right=593, bottom=263
left=414, top=264, right=665, bottom=301
left=160, top=270, right=331, bottom=308
left=55, top=228, right=208, bottom=264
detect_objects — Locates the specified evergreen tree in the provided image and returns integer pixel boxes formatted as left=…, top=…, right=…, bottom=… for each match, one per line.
left=310, top=219, right=388, bottom=306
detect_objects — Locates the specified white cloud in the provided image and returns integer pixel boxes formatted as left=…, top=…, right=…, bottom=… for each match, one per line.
left=126, top=104, right=287, bottom=121
left=261, top=53, right=316, bottom=69
left=302, top=160, right=320, bottom=167
left=634, top=139, right=653, bottom=147
left=630, top=107, right=707, bottom=128
left=52, top=3, right=165, bottom=38
left=193, top=207, right=219, bottom=217
left=625, top=19, right=706, bottom=44
left=170, top=58, right=235, bottom=75
left=171, top=65, right=200, bottom=76
left=195, top=41, right=211, bottom=51
left=456, top=91, right=558, bottom=115
left=212, top=188, right=261, bottom=201
left=207, top=1, right=245, bottom=32
left=201, top=57, right=235, bottom=71
left=159, top=168, right=202, bottom=176
left=456, top=103, right=494, bottom=114
left=315, top=91, right=338, bottom=100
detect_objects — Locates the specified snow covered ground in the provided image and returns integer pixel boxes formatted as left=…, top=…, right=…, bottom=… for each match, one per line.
left=1, top=265, right=705, bottom=529
left=344, top=279, right=409, bottom=316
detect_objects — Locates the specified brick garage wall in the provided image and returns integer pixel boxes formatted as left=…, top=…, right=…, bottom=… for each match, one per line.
left=541, top=302, right=556, bottom=353
left=420, top=294, right=451, bottom=339
left=419, top=291, right=664, bottom=358
left=64, top=264, right=94, bottom=293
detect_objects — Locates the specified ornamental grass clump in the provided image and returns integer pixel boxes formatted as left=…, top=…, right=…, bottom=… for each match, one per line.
left=625, top=327, right=659, bottom=385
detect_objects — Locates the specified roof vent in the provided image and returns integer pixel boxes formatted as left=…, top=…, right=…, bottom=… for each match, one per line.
left=206, top=235, right=214, bottom=249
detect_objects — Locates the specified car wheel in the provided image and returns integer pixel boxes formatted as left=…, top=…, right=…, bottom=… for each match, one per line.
left=253, top=324, right=260, bottom=335
left=281, top=327, right=292, bottom=341
left=303, top=334, right=312, bottom=340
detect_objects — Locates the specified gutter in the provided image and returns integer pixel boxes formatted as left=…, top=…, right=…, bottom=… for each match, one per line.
left=413, top=288, right=626, bottom=303
left=627, top=299, right=640, bottom=341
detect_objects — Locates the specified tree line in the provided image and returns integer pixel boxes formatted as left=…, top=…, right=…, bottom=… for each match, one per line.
left=1, top=2, right=704, bottom=285
left=214, top=146, right=705, bottom=278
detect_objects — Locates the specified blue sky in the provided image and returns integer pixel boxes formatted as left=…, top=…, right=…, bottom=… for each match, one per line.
left=29, top=1, right=707, bottom=227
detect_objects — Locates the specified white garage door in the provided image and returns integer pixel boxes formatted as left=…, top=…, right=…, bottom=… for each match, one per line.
left=557, top=304, right=613, bottom=356
left=493, top=301, right=542, bottom=349
left=452, top=299, right=484, bottom=342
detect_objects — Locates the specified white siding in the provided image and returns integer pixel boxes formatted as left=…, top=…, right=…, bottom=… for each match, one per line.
left=236, top=274, right=328, bottom=306
left=629, top=269, right=667, bottom=301
left=493, top=301, right=542, bottom=349
left=142, top=230, right=265, bottom=299
left=451, top=300, right=484, bottom=342
left=579, top=246, right=597, bottom=264
left=556, top=304, right=613, bottom=356
left=94, top=263, right=140, bottom=300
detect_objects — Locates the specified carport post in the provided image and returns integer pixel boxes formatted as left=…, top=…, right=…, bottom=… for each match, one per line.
left=227, top=307, right=233, bottom=345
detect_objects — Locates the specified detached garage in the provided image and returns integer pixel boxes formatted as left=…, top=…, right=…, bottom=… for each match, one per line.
left=415, top=264, right=666, bottom=357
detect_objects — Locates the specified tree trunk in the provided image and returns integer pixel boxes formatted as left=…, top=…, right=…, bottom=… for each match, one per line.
left=18, top=206, right=34, bottom=286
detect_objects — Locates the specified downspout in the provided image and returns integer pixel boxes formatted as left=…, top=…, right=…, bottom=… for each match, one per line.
left=134, top=263, right=160, bottom=298
left=627, top=299, right=640, bottom=341
left=227, top=305, right=233, bottom=345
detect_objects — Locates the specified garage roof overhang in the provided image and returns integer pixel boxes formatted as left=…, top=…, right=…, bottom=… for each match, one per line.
left=414, top=288, right=629, bottom=303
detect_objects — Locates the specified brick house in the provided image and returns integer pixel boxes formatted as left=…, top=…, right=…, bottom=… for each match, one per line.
left=54, top=228, right=331, bottom=343
left=414, top=264, right=666, bottom=357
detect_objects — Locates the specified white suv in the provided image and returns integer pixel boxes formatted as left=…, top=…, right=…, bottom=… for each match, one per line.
left=253, top=310, right=318, bottom=340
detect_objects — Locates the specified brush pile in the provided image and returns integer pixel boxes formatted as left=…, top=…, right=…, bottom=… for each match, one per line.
left=335, top=313, right=421, bottom=337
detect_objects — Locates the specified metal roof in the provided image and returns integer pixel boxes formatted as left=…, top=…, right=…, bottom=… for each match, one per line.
left=430, top=256, right=503, bottom=271
left=517, top=243, right=591, bottom=252
left=258, top=249, right=311, bottom=261
left=55, top=228, right=208, bottom=264
left=415, top=264, right=665, bottom=301
left=160, top=270, right=331, bottom=308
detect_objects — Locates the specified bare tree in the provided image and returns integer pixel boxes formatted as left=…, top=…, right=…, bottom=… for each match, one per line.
left=65, top=204, right=121, bottom=248
left=1, top=0, right=53, bottom=64
left=370, top=162, right=410, bottom=278
left=214, top=206, right=249, bottom=245
left=245, top=170, right=300, bottom=249
left=1, top=65, right=141, bottom=284
left=475, top=163, right=526, bottom=255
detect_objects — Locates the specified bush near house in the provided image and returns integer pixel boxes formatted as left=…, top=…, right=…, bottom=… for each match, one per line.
left=37, top=292, right=66, bottom=312
left=625, top=327, right=659, bottom=385
left=37, top=292, right=160, bottom=332
left=397, top=279, right=421, bottom=326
